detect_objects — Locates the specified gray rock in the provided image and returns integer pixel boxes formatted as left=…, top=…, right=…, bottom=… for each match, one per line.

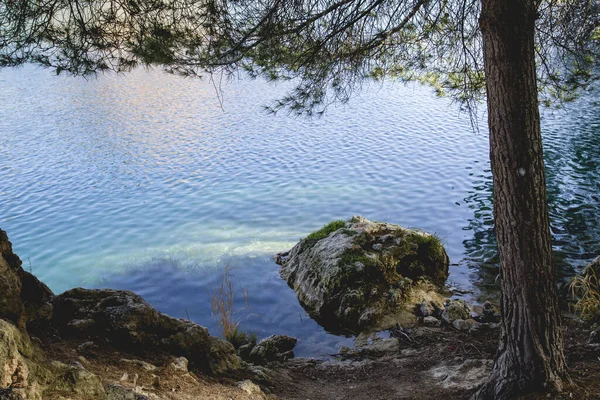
left=468, top=321, right=485, bottom=333
left=423, top=316, right=441, bottom=327
left=275, top=216, right=449, bottom=331
left=236, top=380, right=264, bottom=396
left=105, top=384, right=136, bottom=400
left=170, top=356, right=189, bottom=372
left=247, top=365, right=274, bottom=386
left=49, top=361, right=107, bottom=398
left=356, top=338, right=400, bottom=356
left=429, top=359, right=493, bottom=390
left=441, top=299, right=471, bottom=325
left=418, top=300, right=434, bottom=317
left=452, top=319, right=473, bottom=331
left=0, top=319, right=35, bottom=399
left=105, top=383, right=149, bottom=400
left=249, top=335, right=297, bottom=365
left=52, top=288, right=241, bottom=375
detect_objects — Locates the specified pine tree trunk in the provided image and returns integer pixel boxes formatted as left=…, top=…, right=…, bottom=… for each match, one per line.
left=474, top=0, right=569, bottom=398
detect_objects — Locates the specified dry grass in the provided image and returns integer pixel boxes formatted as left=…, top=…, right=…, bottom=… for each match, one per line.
left=569, top=264, right=600, bottom=322
left=209, top=265, right=256, bottom=346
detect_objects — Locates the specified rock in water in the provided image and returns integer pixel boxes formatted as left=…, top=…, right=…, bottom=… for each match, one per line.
left=274, top=216, right=449, bottom=332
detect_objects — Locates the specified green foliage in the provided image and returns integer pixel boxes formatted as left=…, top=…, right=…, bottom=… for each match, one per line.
left=335, top=230, right=447, bottom=287
left=1, top=0, right=596, bottom=114
left=338, top=249, right=377, bottom=269
left=569, top=264, right=600, bottom=322
left=306, top=220, right=345, bottom=241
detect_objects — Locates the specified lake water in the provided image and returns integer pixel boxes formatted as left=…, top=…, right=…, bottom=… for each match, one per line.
left=1, top=66, right=598, bottom=357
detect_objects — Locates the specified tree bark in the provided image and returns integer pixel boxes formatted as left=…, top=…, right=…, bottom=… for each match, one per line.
left=474, top=0, right=569, bottom=398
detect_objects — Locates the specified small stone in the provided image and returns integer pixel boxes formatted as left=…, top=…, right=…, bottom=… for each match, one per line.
left=105, top=383, right=136, bottom=400
left=419, top=301, right=434, bottom=317
left=441, top=300, right=471, bottom=325
left=423, top=316, right=441, bottom=327
left=171, top=357, right=188, bottom=372
left=247, top=365, right=274, bottom=385
left=236, top=380, right=263, bottom=395
left=357, top=338, right=400, bottom=356
left=429, top=359, right=492, bottom=390
left=452, top=319, right=472, bottom=331
left=468, top=321, right=485, bottom=333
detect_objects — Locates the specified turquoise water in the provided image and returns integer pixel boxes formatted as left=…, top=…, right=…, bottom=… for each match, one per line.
left=1, top=66, right=598, bottom=356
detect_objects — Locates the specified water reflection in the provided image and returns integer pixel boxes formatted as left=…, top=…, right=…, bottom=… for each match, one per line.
left=463, top=92, right=600, bottom=300
left=544, top=93, right=600, bottom=273
left=98, top=254, right=355, bottom=358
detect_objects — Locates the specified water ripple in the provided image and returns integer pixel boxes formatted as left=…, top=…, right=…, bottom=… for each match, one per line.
left=1, top=67, right=598, bottom=355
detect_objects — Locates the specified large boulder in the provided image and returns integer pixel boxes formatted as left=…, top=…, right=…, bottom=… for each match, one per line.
left=0, top=229, right=54, bottom=328
left=275, top=216, right=449, bottom=332
left=51, top=288, right=242, bottom=375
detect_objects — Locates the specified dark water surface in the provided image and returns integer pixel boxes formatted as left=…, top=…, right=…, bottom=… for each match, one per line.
left=1, top=67, right=598, bottom=357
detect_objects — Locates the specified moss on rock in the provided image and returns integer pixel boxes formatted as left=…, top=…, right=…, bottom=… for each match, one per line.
left=305, top=220, right=346, bottom=242
left=275, top=216, right=450, bottom=333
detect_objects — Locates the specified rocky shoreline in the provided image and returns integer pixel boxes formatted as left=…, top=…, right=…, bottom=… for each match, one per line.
left=2, top=223, right=599, bottom=399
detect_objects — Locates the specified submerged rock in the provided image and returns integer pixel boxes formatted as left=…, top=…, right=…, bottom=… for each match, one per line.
left=275, top=216, right=449, bottom=332
left=51, top=288, right=242, bottom=375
